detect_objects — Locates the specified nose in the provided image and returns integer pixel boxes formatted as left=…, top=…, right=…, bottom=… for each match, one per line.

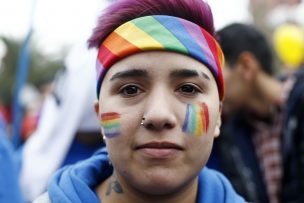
left=142, top=88, right=177, bottom=131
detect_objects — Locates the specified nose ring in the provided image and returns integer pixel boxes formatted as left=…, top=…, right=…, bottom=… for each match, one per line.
left=141, top=117, right=145, bottom=126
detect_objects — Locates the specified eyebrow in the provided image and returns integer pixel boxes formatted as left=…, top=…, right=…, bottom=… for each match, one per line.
left=170, top=69, right=199, bottom=78
left=110, top=69, right=148, bottom=81
left=170, top=69, right=210, bottom=80
left=201, top=72, right=210, bottom=80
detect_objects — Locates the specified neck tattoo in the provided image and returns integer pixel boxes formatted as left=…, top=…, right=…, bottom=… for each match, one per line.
left=106, top=177, right=123, bottom=196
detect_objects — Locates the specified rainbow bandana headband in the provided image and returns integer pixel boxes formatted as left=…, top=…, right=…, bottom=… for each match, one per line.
left=96, top=15, right=225, bottom=100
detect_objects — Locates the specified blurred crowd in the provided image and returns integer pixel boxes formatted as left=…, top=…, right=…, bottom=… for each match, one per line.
left=0, top=0, right=304, bottom=203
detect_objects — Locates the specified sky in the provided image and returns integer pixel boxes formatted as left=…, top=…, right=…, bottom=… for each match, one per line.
left=0, top=0, right=111, bottom=55
left=0, top=0, right=252, bottom=56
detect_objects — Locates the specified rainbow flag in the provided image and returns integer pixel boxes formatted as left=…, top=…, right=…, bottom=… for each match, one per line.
left=182, top=103, right=209, bottom=137
left=96, top=15, right=224, bottom=101
left=100, top=112, right=121, bottom=138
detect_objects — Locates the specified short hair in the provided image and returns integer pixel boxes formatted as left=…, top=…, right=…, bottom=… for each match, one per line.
left=88, top=0, right=215, bottom=48
left=217, top=23, right=274, bottom=75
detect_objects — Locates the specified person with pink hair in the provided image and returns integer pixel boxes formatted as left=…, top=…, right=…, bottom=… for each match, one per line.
left=34, top=0, right=245, bottom=202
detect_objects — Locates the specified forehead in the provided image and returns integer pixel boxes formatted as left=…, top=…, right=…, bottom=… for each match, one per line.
left=104, top=51, right=215, bottom=81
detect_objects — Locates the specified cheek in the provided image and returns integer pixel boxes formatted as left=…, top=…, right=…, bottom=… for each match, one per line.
left=99, top=110, right=142, bottom=139
left=100, top=112, right=122, bottom=138
left=106, top=137, right=129, bottom=169
left=182, top=102, right=209, bottom=137
left=186, top=133, right=214, bottom=168
left=105, top=114, right=139, bottom=170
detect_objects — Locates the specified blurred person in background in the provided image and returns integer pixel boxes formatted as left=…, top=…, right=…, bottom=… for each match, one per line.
left=19, top=85, right=42, bottom=141
left=0, top=39, right=9, bottom=132
left=207, top=23, right=304, bottom=203
left=20, top=43, right=104, bottom=202
left=266, top=0, right=304, bottom=29
left=276, top=24, right=304, bottom=202
left=0, top=112, right=23, bottom=203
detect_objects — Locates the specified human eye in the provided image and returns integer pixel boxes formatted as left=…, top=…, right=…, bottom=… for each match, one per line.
left=119, top=84, right=143, bottom=97
left=176, top=83, right=202, bottom=96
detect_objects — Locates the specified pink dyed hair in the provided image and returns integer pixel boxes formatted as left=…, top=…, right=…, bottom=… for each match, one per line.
left=88, top=0, right=215, bottom=48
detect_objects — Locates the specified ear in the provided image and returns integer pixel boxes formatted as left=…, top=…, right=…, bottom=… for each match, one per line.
left=94, top=100, right=107, bottom=143
left=94, top=100, right=100, bottom=116
left=213, top=103, right=222, bottom=138
left=237, top=52, right=259, bottom=82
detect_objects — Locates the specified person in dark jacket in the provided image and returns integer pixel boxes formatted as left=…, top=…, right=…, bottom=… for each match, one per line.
left=34, top=0, right=246, bottom=202
left=281, top=67, right=304, bottom=203
left=208, top=23, right=304, bottom=203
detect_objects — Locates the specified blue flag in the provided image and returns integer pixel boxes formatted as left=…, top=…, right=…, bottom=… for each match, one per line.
left=12, top=29, right=33, bottom=148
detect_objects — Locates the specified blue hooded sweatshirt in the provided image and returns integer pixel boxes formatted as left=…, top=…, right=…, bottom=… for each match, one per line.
left=47, top=147, right=245, bottom=203
left=0, top=116, right=24, bottom=203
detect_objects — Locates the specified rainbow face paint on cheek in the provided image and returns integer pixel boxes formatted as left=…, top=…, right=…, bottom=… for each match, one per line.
left=100, top=112, right=121, bottom=138
left=182, top=102, right=209, bottom=137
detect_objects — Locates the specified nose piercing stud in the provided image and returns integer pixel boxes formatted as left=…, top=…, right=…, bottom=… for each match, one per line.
left=141, top=117, right=145, bottom=126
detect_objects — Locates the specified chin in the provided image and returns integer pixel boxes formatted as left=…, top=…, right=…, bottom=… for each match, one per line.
left=131, top=170, right=193, bottom=196
left=137, top=180, right=182, bottom=195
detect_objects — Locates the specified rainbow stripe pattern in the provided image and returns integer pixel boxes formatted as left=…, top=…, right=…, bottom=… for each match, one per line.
left=100, top=112, right=121, bottom=138
left=182, top=103, right=209, bottom=137
left=96, top=15, right=224, bottom=100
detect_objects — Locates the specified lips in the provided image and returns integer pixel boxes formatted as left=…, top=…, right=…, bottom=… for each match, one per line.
left=136, top=142, right=183, bottom=150
left=135, top=142, right=183, bottom=159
